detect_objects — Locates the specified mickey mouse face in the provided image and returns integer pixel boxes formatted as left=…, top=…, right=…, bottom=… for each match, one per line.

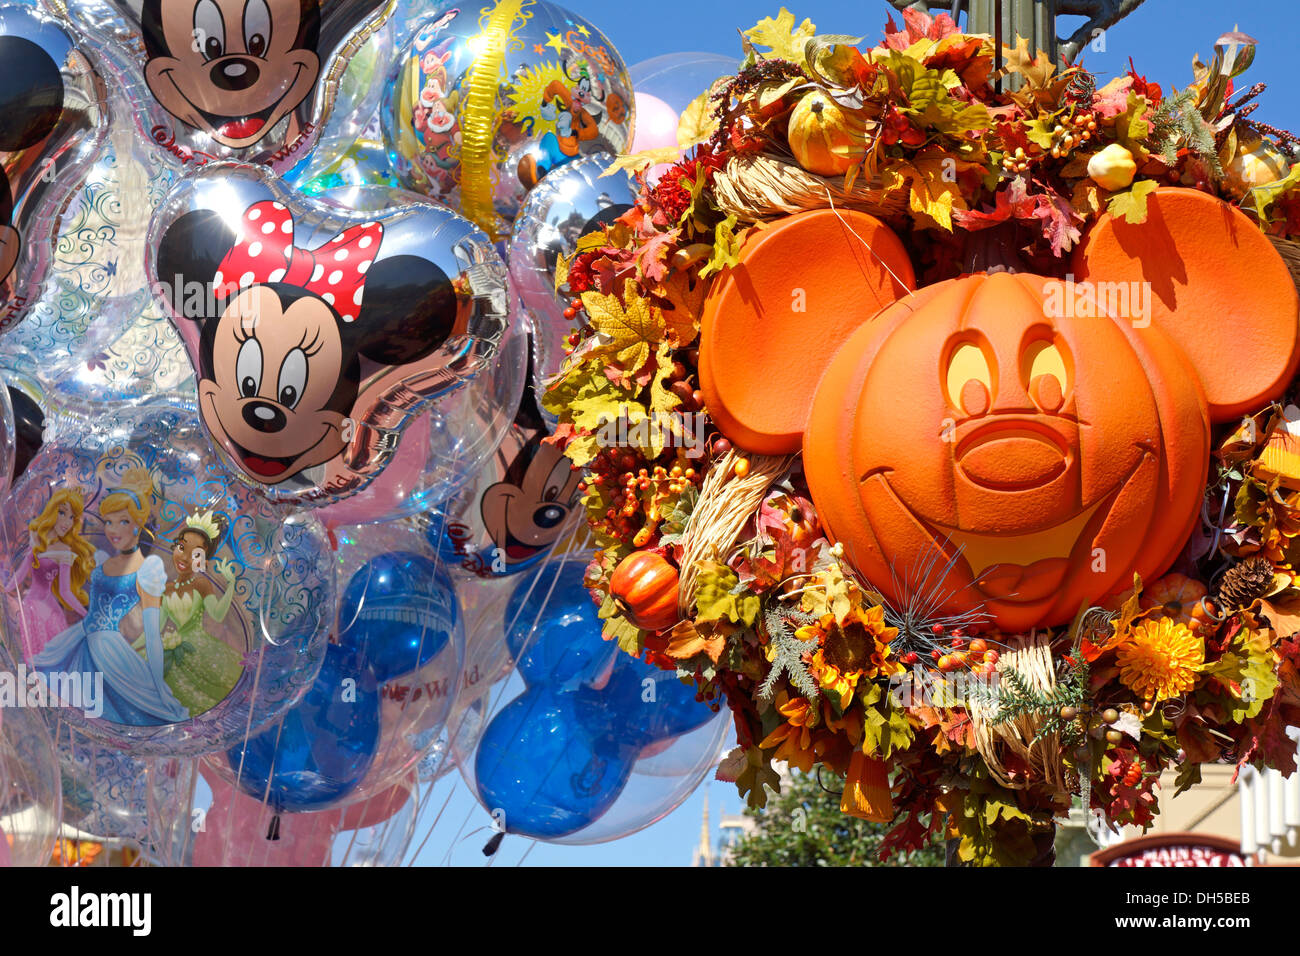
left=479, top=438, right=581, bottom=567
left=141, top=0, right=320, bottom=149
left=151, top=163, right=509, bottom=505
left=0, top=5, right=105, bottom=330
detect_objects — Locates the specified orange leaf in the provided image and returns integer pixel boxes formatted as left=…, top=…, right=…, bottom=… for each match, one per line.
left=663, top=619, right=727, bottom=663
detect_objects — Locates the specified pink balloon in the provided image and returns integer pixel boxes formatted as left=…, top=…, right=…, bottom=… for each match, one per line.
left=340, top=774, right=417, bottom=831
left=0, top=823, right=10, bottom=867
left=631, top=92, right=681, bottom=154
left=194, top=774, right=338, bottom=868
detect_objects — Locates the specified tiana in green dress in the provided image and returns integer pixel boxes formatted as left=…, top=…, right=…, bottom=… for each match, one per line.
left=134, top=521, right=245, bottom=717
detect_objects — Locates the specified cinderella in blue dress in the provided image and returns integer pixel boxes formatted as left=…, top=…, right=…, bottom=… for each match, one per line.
left=33, top=553, right=188, bottom=725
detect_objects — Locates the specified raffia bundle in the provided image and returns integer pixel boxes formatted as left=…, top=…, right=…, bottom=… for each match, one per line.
left=711, top=152, right=908, bottom=224
left=968, top=630, right=1070, bottom=798
left=676, top=449, right=794, bottom=615
left=1267, top=235, right=1300, bottom=295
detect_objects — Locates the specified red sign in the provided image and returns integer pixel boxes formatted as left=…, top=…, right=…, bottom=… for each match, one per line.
left=1090, top=833, right=1249, bottom=867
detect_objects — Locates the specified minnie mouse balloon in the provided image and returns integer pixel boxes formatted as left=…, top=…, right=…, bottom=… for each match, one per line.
left=149, top=161, right=508, bottom=506
left=383, top=0, right=633, bottom=238
left=45, top=0, right=396, bottom=175
left=0, top=3, right=108, bottom=332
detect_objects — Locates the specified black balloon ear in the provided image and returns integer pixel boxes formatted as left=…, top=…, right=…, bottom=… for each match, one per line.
left=349, top=255, right=459, bottom=366
left=155, top=209, right=237, bottom=320
left=0, top=37, right=64, bottom=151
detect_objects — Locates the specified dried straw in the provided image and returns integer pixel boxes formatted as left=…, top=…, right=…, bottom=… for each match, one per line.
left=677, top=449, right=794, bottom=615
left=712, top=152, right=908, bottom=224
left=968, top=630, right=1070, bottom=797
left=1268, top=234, right=1300, bottom=294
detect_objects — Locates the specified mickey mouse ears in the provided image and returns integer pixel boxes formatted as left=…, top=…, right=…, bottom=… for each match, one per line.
left=1072, top=186, right=1300, bottom=423
left=699, top=209, right=915, bottom=454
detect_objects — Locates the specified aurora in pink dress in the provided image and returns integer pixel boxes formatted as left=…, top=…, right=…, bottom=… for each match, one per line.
left=4, top=549, right=86, bottom=661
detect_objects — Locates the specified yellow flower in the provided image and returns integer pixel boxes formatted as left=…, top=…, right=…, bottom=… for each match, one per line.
left=799, top=605, right=899, bottom=709
left=758, top=692, right=818, bottom=772
left=1116, top=617, right=1204, bottom=703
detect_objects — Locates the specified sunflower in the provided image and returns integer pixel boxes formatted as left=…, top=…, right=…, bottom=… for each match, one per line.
left=796, top=605, right=899, bottom=709
left=1116, top=617, right=1204, bottom=703
left=758, top=692, right=819, bottom=772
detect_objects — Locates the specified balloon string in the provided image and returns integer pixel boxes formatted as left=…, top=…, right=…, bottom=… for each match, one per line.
left=823, top=187, right=917, bottom=299
left=405, top=773, right=459, bottom=866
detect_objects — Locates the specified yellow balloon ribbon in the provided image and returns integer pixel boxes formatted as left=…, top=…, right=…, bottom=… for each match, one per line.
left=458, top=0, right=526, bottom=239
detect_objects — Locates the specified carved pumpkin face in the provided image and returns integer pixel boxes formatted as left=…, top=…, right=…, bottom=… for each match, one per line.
left=806, top=272, right=1210, bottom=632
left=702, top=188, right=1300, bottom=632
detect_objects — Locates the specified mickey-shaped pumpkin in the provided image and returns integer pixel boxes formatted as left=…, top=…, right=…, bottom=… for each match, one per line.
left=700, top=189, right=1300, bottom=632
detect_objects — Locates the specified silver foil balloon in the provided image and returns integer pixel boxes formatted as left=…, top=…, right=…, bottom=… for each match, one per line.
left=0, top=3, right=108, bottom=333
left=44, top=0, right=398, bottom=176
left=506, top=151, right=636, bottom=398
left=147, top=161, right=508, bottom=507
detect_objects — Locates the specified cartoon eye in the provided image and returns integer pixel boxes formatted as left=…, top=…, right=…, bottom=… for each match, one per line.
left=542, top=456, right=575, bottom=503
left=1021, top=336, right=1071, bottom=413
left=277, top=347, right=307, bottom=410
left=236, top=337, right=263, bottom=399
left=944, top=339, right=995, bottom=416
left=243, top=0, right=271, bottom=58
left=194, top=0, right=225, bottom=61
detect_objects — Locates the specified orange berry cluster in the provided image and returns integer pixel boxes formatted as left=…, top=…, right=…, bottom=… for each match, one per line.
left=931, top=633, right=1000, bottom=674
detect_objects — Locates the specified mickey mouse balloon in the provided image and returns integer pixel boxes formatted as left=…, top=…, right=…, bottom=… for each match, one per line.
left=149, top=161, right=509, bottom=506
left=383, top=0, right=634, bottom=238
left=0, top=3, right=107, bottom=332
left=45, top=0, right=395, bottom=174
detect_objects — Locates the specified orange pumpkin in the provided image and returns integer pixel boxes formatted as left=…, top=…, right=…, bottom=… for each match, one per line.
left=609, top=551, right=680, bottom=632
left=1139, top=573, right=1208, bottom=627
left=787, top=90, right=870, bottom=176
left=699, top=208, right=914, bottom=454
left=705, top=187, right=1300, bottom=631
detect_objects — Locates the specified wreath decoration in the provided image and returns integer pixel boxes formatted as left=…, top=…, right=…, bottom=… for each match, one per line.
left=541, top=7, right=1300, bottom=865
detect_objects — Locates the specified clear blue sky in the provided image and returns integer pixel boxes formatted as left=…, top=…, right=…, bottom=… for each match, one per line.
left=410, top=0, right=1300, bottom=867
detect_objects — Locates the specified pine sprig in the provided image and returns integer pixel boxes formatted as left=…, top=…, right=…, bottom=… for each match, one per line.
left=1149, top=87, right=1223, bottom=176
left=983, top=655, right=1091, bottom=747
left=759, top=606, right=820, bottom=703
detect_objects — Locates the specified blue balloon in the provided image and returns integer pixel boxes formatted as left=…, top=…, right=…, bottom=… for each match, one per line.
left=337, top=551, right=460, bottom=683
left=505, top=562, right=616, bottom=688
left=472, top=556, right=718, bottom=839
left=575, top=657, right=718, bottom=749
left=474, top=687, right=635, bottom=839
left=226, top=644, right=380, bottom=812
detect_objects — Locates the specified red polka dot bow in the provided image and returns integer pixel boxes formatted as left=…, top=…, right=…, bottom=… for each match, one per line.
left=213, top=201, right=384, bottom=323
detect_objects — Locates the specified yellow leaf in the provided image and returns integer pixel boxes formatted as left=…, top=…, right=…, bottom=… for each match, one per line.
left=677, top=90, right=719, bottom=148
left=743, top=7, right=816, bottom=64
left=604, top=148, right=681, bottom=178
left=553, top=253, right=570, bottom=294
left=1001, top=36, right=1055, bottom=89
left=581, top=279, right=665, bottom=373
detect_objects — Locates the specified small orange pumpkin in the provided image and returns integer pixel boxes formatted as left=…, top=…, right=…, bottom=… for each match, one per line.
left=609, top=552, right=680, bottom=632
left=787, top=90, right=870, bottom=176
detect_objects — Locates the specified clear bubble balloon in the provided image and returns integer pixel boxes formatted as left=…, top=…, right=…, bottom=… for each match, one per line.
left=384, top=0, right=634, bottom=239
left=0, top=645, right=61, bottom=867
left=328, top=518, right=463, bottom=804
left=628, top=52, right=739, bottom=115
left=0, top=401, right=333, bottom=756
left=456, top=552, right=729, bottom=844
